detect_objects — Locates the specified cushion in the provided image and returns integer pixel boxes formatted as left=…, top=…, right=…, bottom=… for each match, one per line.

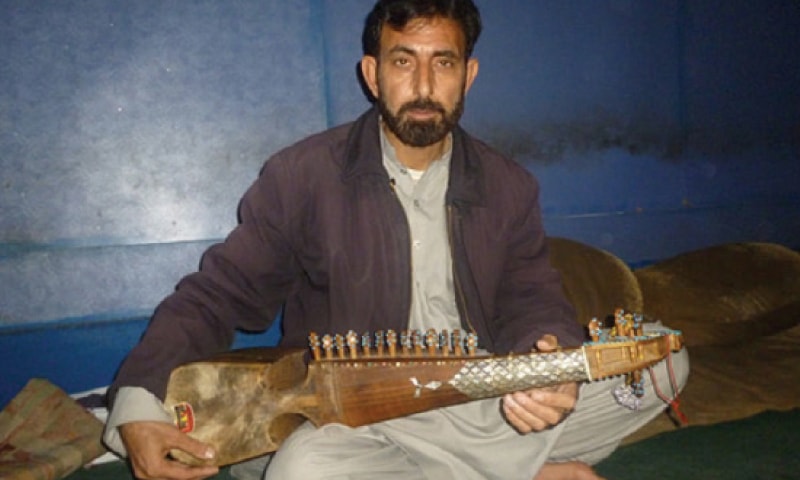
left=626, top=323, right=800, bottom=443
left=547, top=237, right=643, bottom=325
left=634, top=242, right=800, bottom=346
left=0, top=379, right=106, bottom=480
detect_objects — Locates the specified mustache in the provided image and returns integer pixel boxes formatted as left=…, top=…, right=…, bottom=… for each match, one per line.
left=397, top=98, right=447, bottom=117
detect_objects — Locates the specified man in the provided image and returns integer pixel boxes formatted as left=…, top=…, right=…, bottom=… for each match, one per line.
left=104, top=1, right=688, bottom=479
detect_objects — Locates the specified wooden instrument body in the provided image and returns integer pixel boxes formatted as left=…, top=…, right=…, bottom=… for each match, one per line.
left=165, top=348, right=311, bottom=466
left=164, top=329, right=682, bottom=466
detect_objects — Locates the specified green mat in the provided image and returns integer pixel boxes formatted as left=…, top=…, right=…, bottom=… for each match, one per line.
left=595, top=409, right=800, bottom=480
left=68, top=409, right=800, bottom=480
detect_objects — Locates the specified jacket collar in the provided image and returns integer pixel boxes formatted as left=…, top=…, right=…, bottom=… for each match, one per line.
left=342, top=106, right=485, bottom=207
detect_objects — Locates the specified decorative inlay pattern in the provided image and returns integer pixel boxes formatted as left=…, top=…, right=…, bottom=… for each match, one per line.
left=449, top=351, right=589, bottom=398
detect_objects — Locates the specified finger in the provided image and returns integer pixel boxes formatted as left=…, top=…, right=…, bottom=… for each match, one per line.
left=535, top=334, right=559, bottom=352
left=130, top=455, right=218, bottom=480
left=121, top=422, right=218, bottom=480
left=166, top=428, right=217, bottom=464
left=510, top=388, right=577, bottom=423
left=528, top=388, right=577, bottom=412
left=503, top=407, right=535, bottom=433
left=517, top=391, right=566, bottom=424
left=503, top=393, right=560, bottom=432
left=502, top=395, right=545, bottom=433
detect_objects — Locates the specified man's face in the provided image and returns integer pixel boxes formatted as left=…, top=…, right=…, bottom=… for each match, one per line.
left=362, top=17, right=479, bottom=148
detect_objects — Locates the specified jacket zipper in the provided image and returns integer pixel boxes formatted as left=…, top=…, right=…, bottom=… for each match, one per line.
left=388, top=178, right=414, bottom=327
left=447, top=204, right=478, bottom=336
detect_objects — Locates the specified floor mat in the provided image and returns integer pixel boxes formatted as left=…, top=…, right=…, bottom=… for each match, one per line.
left=595, top=408, right=800, bottom=479
left=66, top=409, right=800, bottom=480
left=66, top=461, right=235, bottom=480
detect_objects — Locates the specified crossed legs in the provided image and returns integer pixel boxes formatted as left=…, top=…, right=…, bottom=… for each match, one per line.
left=253, top=348, right=690, bottom=480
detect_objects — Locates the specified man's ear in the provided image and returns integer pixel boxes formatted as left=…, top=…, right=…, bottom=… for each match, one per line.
left=464, top=57, right=479, bottom=95
left=360, top=55, right=380, bottom=99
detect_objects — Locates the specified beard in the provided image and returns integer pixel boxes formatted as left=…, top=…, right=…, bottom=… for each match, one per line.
left=377, top=95, right=465, bottom=148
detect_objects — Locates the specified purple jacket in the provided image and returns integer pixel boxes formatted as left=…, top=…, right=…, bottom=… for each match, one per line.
left=111, top=107, right=585, bottom=400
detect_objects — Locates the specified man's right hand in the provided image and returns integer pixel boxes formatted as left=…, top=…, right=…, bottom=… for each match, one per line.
left=119, top=421, right=219, bottom=480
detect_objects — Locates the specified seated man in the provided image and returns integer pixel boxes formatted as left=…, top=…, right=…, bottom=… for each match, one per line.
left=103, top=1, right=689, bottom=479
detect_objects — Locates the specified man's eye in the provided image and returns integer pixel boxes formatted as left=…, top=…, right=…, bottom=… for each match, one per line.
left=438, top=59, right=455, bottom=68
left=394, top=58, right=409, bottom=66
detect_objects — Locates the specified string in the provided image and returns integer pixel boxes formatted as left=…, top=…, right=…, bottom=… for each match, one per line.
left=647, top=352, right=689, bottom=426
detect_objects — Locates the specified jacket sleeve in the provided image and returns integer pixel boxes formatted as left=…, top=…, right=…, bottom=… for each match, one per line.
left=490, top=173, right=587, bottom=353
left=108, top=157, right=301, bottom=404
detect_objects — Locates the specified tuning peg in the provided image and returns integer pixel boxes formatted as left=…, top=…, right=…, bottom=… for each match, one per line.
left=361, top=332, right=372, bottom=357
left=346, top=330, right=359, bottom=359
left=411, top=329, right=423, bottom=355
left=308, top=332, right=321, bottom=361
left=387, top=330, right=397, bottom=357
left=334, top=334, right=346, bottom=359
left=466, top=332, right=478, bottom=356
left=453, top=329, right=463, bottom=356
left=425, top=329, right=438, bottom=355
left=400, top=330, right=411, bottom=355
left=322, top=334, right=334, bottom=360
left=375, top=330, right=385, bottom=356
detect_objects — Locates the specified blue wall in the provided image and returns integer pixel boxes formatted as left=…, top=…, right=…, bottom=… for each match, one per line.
left=1, top=0, right=798, bottom=404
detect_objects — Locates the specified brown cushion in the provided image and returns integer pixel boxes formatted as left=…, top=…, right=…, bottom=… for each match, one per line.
left=0, top=379, right=106, bottom=480
left=625, top=322, right=800, bottom=443
left=635, top=242, right=800, bottom=346
left=547, top=237, right=643, bottom=325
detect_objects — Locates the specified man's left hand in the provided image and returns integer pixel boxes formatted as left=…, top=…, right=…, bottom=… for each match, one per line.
left=501, top=335, right=579, bottom=433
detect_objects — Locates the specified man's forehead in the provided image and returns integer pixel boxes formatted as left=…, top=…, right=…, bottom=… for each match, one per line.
left=379, top=16, right=467, bottom=56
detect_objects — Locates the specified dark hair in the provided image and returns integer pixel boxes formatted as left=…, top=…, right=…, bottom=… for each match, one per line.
left=362, top=0, right=482, bottom=59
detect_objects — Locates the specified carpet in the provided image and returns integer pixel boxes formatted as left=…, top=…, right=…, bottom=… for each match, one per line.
left=595, top=408, right=800, bottom=479
left=65, top=409, right=800, bottom=480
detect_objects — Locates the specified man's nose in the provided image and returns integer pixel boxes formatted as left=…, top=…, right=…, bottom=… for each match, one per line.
left=414, top=62, right=433, bottom=97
